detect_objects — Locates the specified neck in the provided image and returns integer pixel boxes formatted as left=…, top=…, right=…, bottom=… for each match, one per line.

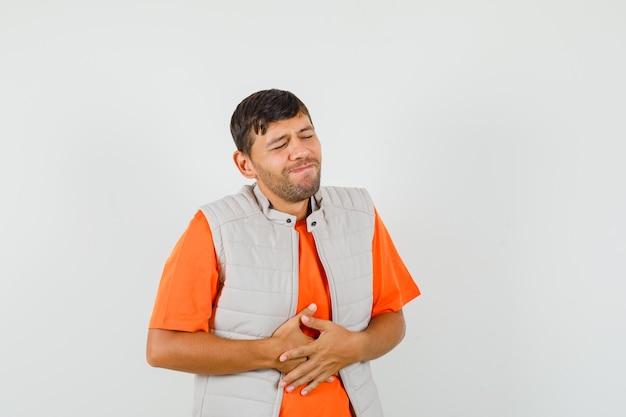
left=256, top=183, right=311, bottom=220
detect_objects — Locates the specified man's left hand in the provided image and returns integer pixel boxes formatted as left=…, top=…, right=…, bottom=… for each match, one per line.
left=277, top=315, right=364, bottom=396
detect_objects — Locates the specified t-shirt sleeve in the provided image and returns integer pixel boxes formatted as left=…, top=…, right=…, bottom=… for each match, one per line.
left=148, top=210, right=219, bottom=333
left=371, top=208, right=421, bottom=317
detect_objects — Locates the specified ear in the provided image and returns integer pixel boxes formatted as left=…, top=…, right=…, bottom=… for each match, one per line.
left=233, top=151, right=257, bottom=179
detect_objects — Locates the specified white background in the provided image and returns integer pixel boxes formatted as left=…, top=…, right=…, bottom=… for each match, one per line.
left=1, top=1, right=625, bottom=416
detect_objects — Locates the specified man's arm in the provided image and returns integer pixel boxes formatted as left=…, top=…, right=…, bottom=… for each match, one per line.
left=277, top=309, right=406, bottom=395
left=146, top=304, right=317, bottom=375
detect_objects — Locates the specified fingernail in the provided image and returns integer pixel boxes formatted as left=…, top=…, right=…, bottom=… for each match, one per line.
left=308, top=303, right=317, bottom=311
left=286, top=385, right=295, bottom=393
left=301, top=389, right=308, bottom=396
left=301, top=315, right=310, bottom=323
left=279, top=355, right=287, bottom=362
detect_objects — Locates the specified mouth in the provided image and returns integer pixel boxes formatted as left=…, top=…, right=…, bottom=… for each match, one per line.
left=287, top=160, right=319, bottom=175
left=289, top=164, right=315, bottom=174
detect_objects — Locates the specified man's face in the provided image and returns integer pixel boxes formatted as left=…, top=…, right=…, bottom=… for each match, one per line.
left=244, top=112, right=322, bottom=205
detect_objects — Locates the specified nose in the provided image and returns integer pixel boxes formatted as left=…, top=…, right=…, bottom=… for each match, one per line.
left=289, top=138, right=309, bottom=160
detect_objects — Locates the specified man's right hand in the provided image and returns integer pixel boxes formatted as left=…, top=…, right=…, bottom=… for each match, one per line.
left=270, top=303, right=317, bottom=374
left=146, top=303, right=319, bottom=376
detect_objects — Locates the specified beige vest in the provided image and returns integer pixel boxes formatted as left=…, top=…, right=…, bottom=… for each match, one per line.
left=194, top=184, right=384, bottom=417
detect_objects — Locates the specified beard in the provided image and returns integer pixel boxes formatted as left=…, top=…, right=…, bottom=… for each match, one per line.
left=253, top=158, right=321, bottom=203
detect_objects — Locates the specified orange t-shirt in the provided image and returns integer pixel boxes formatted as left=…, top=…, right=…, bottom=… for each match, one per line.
left=149, top=208, right=420, bottom=417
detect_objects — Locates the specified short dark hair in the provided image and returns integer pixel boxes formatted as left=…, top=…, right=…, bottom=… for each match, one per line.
left=230, top=89, right=312, bottom=155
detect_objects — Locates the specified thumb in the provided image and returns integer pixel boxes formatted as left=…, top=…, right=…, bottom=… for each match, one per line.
left=298, top=303, right=317, bottom=318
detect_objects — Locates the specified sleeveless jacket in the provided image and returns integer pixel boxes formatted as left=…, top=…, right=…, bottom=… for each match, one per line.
left=194, top=184, right=384, bottom=417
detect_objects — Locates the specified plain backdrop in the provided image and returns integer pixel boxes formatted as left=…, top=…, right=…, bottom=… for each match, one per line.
left=1, top=1, right=625, bottom=416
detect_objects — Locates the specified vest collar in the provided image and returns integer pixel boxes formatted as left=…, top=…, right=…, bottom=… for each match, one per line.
left=248, top=183, right=324, bottom=228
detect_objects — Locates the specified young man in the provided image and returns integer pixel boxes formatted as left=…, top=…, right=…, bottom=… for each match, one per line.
left=147, top=89, right=420, bottom=417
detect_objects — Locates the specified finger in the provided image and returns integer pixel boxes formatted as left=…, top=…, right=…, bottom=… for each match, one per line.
left=279, top=344, right=313, bottom=363
left=280, top=355, right=334, bottom=385
left=300, top=314, right=331, bottom=332
left=280, top=366, right=336, bottom=393
left=276, top=357, right=307, bottom=374
left=300, top=379, right=321, bottom=396
left=279, top=359, right=314, bottom=390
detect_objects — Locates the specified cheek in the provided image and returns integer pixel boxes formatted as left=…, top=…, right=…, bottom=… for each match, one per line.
left=257, top=157, right=285, bottom=174
left=311, top=140, right=322, bottom=157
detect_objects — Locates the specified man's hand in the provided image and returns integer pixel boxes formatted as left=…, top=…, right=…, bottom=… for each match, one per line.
left=271, top=303, right=318, bottom=374
left=277, top=310, right=406, bottom=396
left=277, top=314, right=364, bottom=396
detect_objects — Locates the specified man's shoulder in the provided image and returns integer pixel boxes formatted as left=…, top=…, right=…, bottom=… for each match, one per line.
left=199, top=185, right=258, bottom=224
left=320, top=185, right=369, bottom=194
left=319, top=185, right=374, bottom=214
